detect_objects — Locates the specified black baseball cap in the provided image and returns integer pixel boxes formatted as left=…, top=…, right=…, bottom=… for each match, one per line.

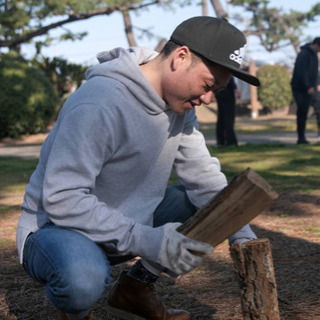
left=170, top=16, right=260, bottom=87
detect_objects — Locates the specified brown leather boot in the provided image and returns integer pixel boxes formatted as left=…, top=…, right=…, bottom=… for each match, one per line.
left=58, top=310, right=94, bottom=320
left=107, top=271, right=191, bottom=320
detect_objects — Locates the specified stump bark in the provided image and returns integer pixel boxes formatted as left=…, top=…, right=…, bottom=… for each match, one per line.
left=229, top=238, right=280, bottom=320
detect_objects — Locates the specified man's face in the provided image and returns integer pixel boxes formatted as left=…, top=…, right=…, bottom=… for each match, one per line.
left=163, top=47, right=232, bottom=115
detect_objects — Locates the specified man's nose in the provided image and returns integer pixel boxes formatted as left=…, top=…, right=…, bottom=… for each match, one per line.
left=200, top=91, right=213, bottom=105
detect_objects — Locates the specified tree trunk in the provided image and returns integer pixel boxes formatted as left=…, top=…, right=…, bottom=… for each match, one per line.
left=122, top=10, right=137, bottom=47
left=249, top=60, right=261, bottom=118
left=154, top=38, right=167, bottom=52
left=209, top=0, right=228, bottom=19
left=229, top=239, right=280, bottom=320
left=202, top=0, right=208, bottom=16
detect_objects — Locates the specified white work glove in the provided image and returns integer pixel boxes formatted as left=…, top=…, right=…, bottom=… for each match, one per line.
left=228, top=224, right=257, bottom=246
left=155, top=222, right=213, bottom=275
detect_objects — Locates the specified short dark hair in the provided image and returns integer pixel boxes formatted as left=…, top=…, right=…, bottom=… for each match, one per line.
left=312, top=37, right=320, bottom=45
left=159, top=40, right=180, bottom=58
left=159, top=40, right=213, bottom=67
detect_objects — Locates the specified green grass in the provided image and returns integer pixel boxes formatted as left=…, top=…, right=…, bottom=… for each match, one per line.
left=214, top=144, right=320, bottom=193
left=1, top=140, right=319, bottom=199
left=169, top=143, right=320, bottom=194
left=0, top=205, right=21, bottom=214
left=0, top=156, right=38, bottom=192
left=194, top=113, right=320, bottom=194
left=305, top=226, right=320, bottom=238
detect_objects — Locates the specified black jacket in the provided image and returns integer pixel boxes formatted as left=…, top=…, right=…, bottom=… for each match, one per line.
left=291, top=43, right=319, bottom=93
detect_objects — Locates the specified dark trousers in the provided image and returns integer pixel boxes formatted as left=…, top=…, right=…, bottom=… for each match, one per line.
left=293, top=90, right=312, bottom=141
left=216, top=101, right=238, bottom=146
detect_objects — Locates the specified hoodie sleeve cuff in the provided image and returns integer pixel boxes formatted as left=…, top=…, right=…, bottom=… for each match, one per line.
left=228, top=224, right=257, bottom=246
left=129, top=223, right=164, bottom=262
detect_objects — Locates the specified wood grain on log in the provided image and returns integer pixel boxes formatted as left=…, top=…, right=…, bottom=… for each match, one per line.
left=178, top=167, right=278, bottom=247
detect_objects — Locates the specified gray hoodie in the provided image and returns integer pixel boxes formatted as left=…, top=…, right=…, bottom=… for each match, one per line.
left=16, top=47, right=227, bottom=263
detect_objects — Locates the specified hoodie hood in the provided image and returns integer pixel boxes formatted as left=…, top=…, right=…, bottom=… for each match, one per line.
left=85, top=47, right=167, bottom=114
left=95, top=47, right=157, bottom=65
left=300, top=43, right=312, bottom=51
left=291, top=41, right=319, bottom=92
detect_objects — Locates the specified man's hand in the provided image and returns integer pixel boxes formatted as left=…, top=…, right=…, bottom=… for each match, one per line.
left=156, top=222, right=213, bottom=275
left=308, top=87, right=316, bottom=95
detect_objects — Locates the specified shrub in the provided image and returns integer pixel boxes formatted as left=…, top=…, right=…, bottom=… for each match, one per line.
left=257, top=64, right=293, bottom=110
left=0, top=52, right=58, bottom=138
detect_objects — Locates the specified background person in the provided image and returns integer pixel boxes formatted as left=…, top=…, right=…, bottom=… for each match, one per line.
left=215, top=77, right=241, bottom=147
left=291, top=37, right=320, bottom=144
left=16, top=17, right=259, bottom=320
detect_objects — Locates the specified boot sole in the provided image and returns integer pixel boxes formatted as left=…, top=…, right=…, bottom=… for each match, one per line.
left=107, top=305, right=146, bottom=320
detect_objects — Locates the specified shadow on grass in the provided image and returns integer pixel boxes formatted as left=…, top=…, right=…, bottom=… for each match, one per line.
left=267, top=191, right=320, bottom=216
left=209, top=144, right=320, bottom=193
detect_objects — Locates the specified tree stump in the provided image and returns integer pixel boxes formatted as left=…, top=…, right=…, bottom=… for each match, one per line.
left=229, top=238, right=280, bottom=320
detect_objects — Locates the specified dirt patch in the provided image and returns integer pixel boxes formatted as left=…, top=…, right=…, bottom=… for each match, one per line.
left=0, top=190, right=319, bottom=319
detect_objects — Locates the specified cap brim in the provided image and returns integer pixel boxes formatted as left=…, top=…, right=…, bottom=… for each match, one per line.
left=214, top=61, right=260, bottom=86
left=231, top=68, right=260, bottom=87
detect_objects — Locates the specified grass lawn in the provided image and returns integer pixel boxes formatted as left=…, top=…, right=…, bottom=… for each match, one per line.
left=169, top=143, right=320, bottom=194
left=211, top=143, right=320, bottom=193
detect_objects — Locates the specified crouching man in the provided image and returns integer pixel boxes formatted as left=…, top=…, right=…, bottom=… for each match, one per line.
left=17, top=16, right=259, bottom=320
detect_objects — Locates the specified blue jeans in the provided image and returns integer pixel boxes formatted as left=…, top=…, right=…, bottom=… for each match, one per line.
left=22, top=185, right=196, bottom=318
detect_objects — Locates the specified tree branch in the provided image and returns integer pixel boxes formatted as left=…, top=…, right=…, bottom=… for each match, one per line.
left=0, top=0, right=159, bottom=49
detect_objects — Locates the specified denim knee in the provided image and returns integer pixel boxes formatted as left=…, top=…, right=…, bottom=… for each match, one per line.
left=46, top=257, right=112, bottom=313
left=23, top=225, right=113, bottom=313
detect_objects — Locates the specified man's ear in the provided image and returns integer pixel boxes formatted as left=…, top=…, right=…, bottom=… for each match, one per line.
left=171, top=46, right=192, bottom=71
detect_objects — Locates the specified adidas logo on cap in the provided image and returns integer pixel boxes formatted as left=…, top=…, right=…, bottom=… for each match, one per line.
left=229, top=45, right=246, bottom=65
